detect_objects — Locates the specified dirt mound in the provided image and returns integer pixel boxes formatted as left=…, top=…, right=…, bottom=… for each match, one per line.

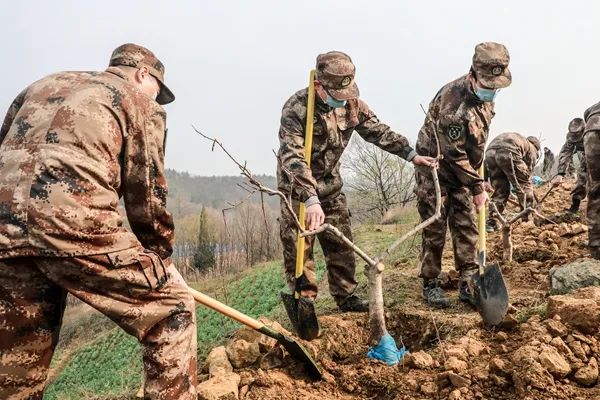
left=200, top=180, right=600, bottom=400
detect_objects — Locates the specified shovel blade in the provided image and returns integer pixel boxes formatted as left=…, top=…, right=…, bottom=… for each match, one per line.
left=280, top=292, right=320, bottom=341
left=259, top=325, right=322, bottom=379
left=472, top=262, right=509, bottom=327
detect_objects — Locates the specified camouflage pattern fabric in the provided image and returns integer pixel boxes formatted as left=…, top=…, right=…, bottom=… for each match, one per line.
left=557, top=120, right=588, bottom=202
left=415, top=168, right=479, bottom=280
left=486, top=132, right=539, bottom=216
left=276, top=89, right=416, bottom=202
left=0, top=247, right=197, bottom=400
left=584, top=102, right=600, bottom=253
left=542, top=148, right=555, bottom=177
left=0, top=67, right=174, bottom=260
left=279, top=193, right=357, bottom=303
left=415, top=75, right=494, bottom=280
left=0, top=45, right=194, bottom=399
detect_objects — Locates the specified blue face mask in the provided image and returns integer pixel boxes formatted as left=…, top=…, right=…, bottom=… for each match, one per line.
left=474, top=86, right=499, bottom=102
left=325, top=95, right=347, bottom=108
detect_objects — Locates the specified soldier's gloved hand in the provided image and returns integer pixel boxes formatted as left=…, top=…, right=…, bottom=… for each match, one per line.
left=412, top=155, right=438, bottom=168
left=551, top=175, right=564, bottom=187
left=305, top=203, right=325, bottom=231
left=473, top=191, right=489, bottom=210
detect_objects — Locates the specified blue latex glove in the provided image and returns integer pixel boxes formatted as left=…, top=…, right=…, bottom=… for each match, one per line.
left=367, top=332, right=408, bottom=366
left=531, top=175, right=543, bottom=186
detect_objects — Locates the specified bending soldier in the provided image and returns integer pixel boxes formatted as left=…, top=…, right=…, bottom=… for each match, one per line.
left=542, top=147, right=555, bottom=179
left=277, top=51, right=436, bottom=312
left=415, top=42, right=512, bottom=308
left=0, top=44, right=198, bottom=400
left=552, top=118, right=587, bottom=213
left=485, top=133, right=541, bottom=231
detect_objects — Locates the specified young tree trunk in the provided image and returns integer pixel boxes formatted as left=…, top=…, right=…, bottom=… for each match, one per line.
left=366, top=261, right=387, bottom=345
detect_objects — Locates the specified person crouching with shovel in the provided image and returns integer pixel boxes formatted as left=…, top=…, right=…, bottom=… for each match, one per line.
left=277, top=51, right=436, bottom=340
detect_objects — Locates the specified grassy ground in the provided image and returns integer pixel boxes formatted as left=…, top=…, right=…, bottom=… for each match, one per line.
left=44, top=214, right=421, bottom=399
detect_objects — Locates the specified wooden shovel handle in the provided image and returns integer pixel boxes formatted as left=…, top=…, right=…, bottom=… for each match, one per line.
left=188, top=286, right=263, bottom=331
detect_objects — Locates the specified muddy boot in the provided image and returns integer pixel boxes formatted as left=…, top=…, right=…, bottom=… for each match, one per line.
left=590, top=246, right=600, bottom=260
left=566, top=198, right=581, bottom=214
left=338, top=294, right=369, bottom=312
left=422, top=280, right=450, bottom=309
left=458, top=270, right=477, bottom=307
left=486, top=219, right=499, bottom=232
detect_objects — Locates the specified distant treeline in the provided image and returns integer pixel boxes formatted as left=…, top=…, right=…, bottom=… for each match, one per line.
left=165, top=169, right=278, bottom=219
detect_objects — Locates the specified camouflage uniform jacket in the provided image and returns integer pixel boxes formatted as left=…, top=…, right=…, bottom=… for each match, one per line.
left=0, top=67, right=174, bottom=260
left=277, top=88, right=416, bottom=202
left=557, top=130, right=585, bottom=175
left=487, top=132, right=539, bottom=172
left=416, top=75, right=495, bottom=195
left=585, top=101, right=600, bottom=133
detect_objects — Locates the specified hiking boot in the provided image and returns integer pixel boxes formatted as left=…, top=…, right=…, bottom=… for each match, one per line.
left=459, top=280, right=477, bottom=307
left=338, top=295, right=369, bottom=312
left=486, top=220, right=499, bottom=232
left=591, top=246, right=600, bottom=260
left=566, top=198, right=581, bottom=214
left=422, top=281, right=450, bottom=309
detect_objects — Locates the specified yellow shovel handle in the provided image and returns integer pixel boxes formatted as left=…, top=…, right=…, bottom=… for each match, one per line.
left=295, top=70, right=316, bottom=286
left=478, top=163, right=486, bottom=266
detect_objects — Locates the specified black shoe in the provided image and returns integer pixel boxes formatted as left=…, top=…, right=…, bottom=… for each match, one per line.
left=459, top=280, right=477, bottom=307
left=338, top=295, right=369, bottom=312
left=486, top=220, right=499, bottom=232
left=566, top=198, right=581, bottom=214
left=422, top=281, right=450, bottom=309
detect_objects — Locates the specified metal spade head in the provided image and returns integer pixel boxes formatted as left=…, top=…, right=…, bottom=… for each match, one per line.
left=258, top=325, right=322, bottom=380
left=472, top=262, right=509, bottom=327
left=280, top=292, right=320, bottom=341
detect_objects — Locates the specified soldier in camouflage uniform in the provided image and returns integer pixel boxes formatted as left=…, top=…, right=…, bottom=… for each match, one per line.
left=485, top=133, right=541, bottom=231
left=277, top=51, right=436, bottom=312
left=584, top=104, right=600, bottom=259
left=0, top=44, right=197, bottom=400
left=542, top=147, right=555, bottom=179
left=552, top=118, right=587, bottom=213
left=415, top=42, right=512, bottom=308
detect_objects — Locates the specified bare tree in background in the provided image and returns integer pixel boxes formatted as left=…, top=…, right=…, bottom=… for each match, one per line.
left=343, top=135, right=416, bottom=221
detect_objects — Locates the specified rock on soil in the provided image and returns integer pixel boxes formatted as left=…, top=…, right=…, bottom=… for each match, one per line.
left=197, top=372, right=240, bottom=400
left=549, top=258, right=600, bottom=292
left=225, top=339, right=261, bottom=369
left=547, top=287, right=600, bottom=334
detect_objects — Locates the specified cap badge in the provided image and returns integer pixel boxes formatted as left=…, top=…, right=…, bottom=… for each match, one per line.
left=491, top=66, right=503, bottom=76
left=341, top=76, right=352, bottom=87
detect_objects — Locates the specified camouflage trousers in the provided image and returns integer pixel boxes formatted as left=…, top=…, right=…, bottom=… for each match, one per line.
left=485, top=149, right=534, bottom=219
left=416, top=169, right=479, bottom=280
left=280, top=192, right=357, bottom=304
left=0, top=247, right=197, bottom=400
left=585, top=131, right=600, bottom=250
left=571, top=155, right=588, bottom=202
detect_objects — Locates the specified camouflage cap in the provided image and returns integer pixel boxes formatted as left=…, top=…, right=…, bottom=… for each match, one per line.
left=472, top=42, right=511, bottom=89
left=527, top=136, right=541, bottom=151
left=109, top=43, right=175, bottom=105
left=315, top=51, right=359, bottom=101
left=568, top=117, right=585, bottom=133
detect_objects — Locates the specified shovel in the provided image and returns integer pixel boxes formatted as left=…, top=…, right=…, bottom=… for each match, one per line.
left=188, top=286, right=322, bottom=379
left=280, top=69, right=319, bottom=341
left=471, top=164, right=509, bottom=327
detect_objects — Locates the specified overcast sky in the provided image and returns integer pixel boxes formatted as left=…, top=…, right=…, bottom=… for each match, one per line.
left=1, top=1, right=598, bottom=176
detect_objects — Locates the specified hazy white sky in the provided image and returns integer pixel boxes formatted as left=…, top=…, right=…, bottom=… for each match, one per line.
left=1, top=1, right=598, bottom=175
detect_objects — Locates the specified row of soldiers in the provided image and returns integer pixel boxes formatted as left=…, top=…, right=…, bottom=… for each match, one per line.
left=0, top=41, right=598, bottom=399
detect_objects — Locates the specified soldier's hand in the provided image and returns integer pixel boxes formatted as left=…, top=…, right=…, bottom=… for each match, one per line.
left=305, top=203, right=325, bottom=231
left=551, top=175, right=564, bottom=187
left=473, top=191, right=489, bottom=210
left=412, top=155, right=438, bottom=168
